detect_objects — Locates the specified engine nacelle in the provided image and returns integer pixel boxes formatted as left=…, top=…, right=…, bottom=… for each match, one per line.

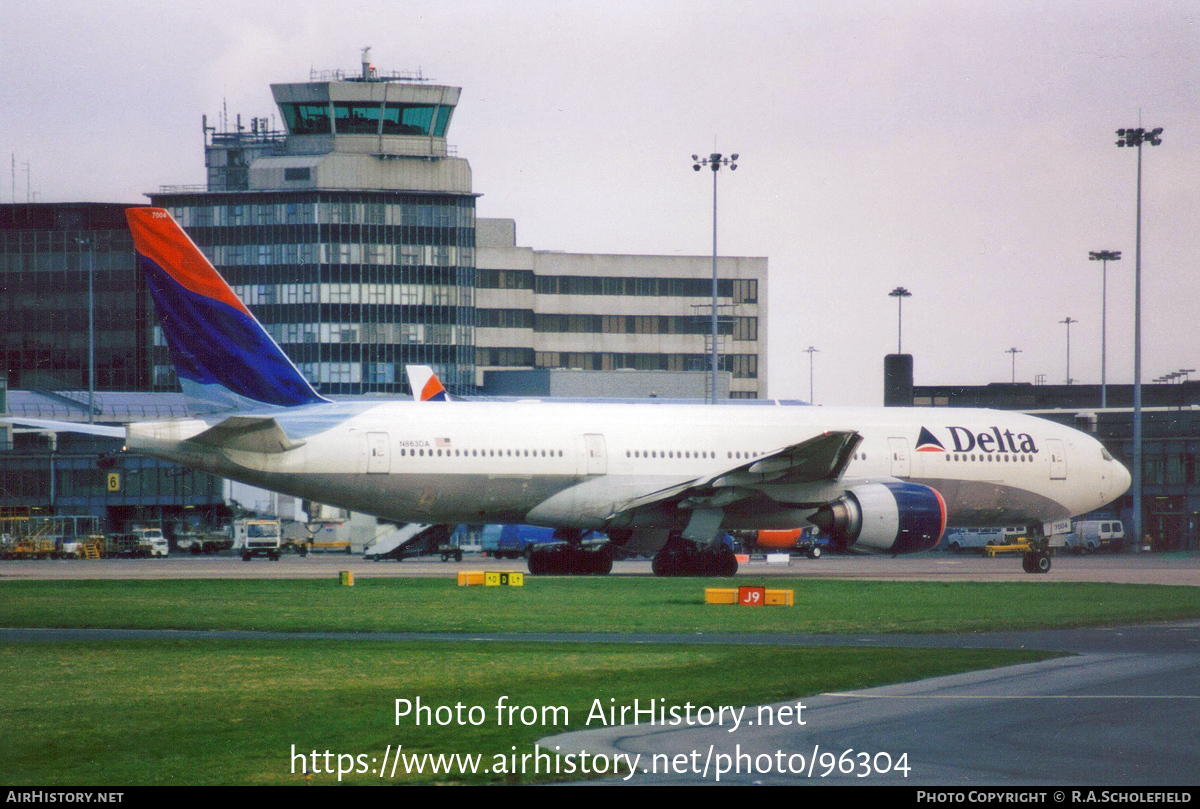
left=811, top=482, right=946, bottom=554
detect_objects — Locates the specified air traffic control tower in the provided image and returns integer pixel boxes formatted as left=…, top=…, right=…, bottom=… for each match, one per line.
left=151, top=49, right=477, bottom=396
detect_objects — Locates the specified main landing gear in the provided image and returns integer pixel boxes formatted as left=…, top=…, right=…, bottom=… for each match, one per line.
left=527, top=530, right=613, bottom=575
left=651, top=533, right=738, bottom=577
left=1021, top=524, right=1052, bottom=574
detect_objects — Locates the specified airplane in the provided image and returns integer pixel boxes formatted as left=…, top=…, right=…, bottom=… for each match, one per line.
left=6, top=208, right=1131, bottom=577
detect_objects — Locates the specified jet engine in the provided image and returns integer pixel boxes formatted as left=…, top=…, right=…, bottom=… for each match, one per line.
left=810, top=482, right=946, bottom=554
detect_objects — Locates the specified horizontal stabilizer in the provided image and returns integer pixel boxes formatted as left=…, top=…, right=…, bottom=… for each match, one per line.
left=184, top=416, right=304, bottom=454
left=0, top=417, right=125, bottom=439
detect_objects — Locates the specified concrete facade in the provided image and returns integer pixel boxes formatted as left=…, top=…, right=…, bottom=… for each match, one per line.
left=475, top=219, right=767, bottom=399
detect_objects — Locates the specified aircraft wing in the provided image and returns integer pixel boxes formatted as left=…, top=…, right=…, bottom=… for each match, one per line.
left=610, top=430, right=861, bottom=518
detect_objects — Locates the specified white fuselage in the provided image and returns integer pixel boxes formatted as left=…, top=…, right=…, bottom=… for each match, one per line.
left=127, top=401, right=1129, bottom=539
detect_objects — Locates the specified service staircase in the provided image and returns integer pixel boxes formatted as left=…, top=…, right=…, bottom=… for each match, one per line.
left=364, top=524, right=451, bottom=560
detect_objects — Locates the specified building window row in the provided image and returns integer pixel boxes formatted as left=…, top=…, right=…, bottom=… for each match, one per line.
left=533, top=275, right=757, bottom=301
left=474, top=272, right=759, bottom=303
left=211, top=242, right=469, bottom=268
left=476, top=347, right=536, bottom=367
left=169, top=199, right=473, bottom=230
left=527, top=351, right=758, bottom=379
left=476, top=269, right=535, bottom=290
left=264, top=322, right=473, bottom=347
left=234, top=282, right=473, bottom=308
left=530, top=313, right=757, bottom=340
left=476, top=308, right=535, bottom=329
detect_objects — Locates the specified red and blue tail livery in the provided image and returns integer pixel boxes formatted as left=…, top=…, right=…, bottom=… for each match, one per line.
left=405, top=365, right=450, bottom=402
left=126, top=208, right=328, bottom=410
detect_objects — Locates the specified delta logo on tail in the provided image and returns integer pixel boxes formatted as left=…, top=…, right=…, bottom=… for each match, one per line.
left=915, top=427, right=946, bottom=452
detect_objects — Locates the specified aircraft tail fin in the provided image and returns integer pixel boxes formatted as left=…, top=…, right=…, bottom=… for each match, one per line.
left=405, top=365, right=451, bottom=402
left=126, top=208, right=328, bottom=411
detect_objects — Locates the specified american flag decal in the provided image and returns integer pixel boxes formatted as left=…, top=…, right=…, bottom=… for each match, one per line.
left=435, top=437, right=452, bottom=448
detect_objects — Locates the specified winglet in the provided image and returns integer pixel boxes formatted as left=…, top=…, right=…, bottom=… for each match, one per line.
left=405, top=365, right=450, bottom=402
left=126, top=208, right=328, bottom=410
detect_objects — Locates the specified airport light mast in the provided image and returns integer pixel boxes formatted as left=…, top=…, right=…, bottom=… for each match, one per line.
left=1005, top=347, right=1022, bottom=384
left=1116, top=125, right=1163, bottom=553
left=889, top=287, right=911, bottom=353
left=1089, top=250, right=1121, bottom=408
left=805, top=345, right=819, bottom=403
left=693, top=151, right=738, bottom=404
left=1060, top=317, right=1078, bottom=384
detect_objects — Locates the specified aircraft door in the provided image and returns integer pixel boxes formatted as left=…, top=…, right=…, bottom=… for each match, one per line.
left=888, top=437, right=911, bottom=478
left=1046, top=439, right=1067, bottom=480
left=583, top=434, right=607, bottom=476
left=366, top=432, right=390, bottom=474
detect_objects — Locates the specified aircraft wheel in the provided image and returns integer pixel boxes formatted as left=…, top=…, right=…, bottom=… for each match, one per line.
left=720, top=548, right=738, bottom=576
left=652, top=547, right=687, bottom=576
left=709, top=546, right=738, bottom=577
left=588, top=545, right=613, bottom=575
left=596, top=554, right=613, bottom=575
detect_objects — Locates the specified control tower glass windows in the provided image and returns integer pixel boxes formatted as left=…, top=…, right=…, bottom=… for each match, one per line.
left=282, top=104, right=333, bottom=135
left=332, top=103, right=382, bottom=135
left=433, top=107, right=453, bottom=137
left=381, top=104, right=437, bottom=136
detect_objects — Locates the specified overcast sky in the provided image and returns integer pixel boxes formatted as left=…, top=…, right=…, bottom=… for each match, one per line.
left=3, top=0, right=1197, bottom=405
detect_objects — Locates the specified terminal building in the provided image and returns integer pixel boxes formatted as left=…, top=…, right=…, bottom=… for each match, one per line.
left=0, top=54, right=768, bottom=532
left=475, top=219, right=765, bottom=399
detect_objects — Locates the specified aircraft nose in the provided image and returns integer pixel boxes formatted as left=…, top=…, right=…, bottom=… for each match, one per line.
left=1111, top=457, right=1132, bottom=500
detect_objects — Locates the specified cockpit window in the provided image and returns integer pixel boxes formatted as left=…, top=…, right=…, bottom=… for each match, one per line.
left=1101, top=448, right=1113, bottom=461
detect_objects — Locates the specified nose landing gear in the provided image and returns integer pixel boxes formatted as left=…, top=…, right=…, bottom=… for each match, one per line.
left=1021, top=524, right=1052, bottom=574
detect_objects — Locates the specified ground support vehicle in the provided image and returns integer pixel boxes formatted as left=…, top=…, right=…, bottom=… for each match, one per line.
left=233, top=519, right=282, bottom=561
left=1062, top=520, right=1125, bottom=554
left=482, top=525, right=555, bottom=559
left=176, top=531, right=233, bottom=555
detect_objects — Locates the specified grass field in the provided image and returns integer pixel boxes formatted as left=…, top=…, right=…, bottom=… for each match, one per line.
left=0, top=640, right=1057, bottom=785
left=3, top=577, right=1196, bottom=785
left=1, top=577, right=1199, bottom=635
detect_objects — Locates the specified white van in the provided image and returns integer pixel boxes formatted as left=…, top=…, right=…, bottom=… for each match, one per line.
left=1064, top=520, right=1125, bottom=554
